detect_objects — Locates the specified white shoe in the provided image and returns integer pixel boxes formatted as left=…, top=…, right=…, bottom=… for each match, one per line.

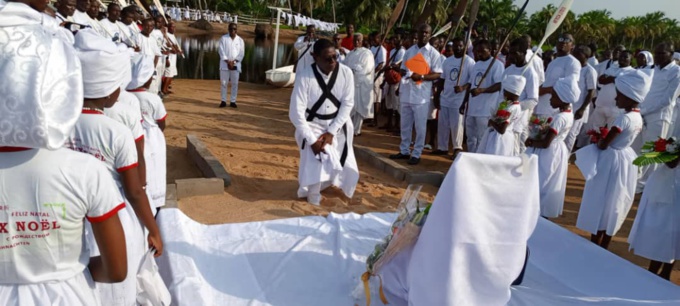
left=424, top=144, right=433, bottom=150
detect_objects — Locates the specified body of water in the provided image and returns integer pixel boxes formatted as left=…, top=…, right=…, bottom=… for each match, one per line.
left=175, top=33, right=296, bottom=84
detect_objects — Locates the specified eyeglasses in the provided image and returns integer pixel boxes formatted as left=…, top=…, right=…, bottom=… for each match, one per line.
left=320, top=54, right=338, bottom=63
left=558, top=37, right=573, bottom=43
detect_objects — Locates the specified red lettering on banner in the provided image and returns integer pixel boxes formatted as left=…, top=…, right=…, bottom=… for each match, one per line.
left=553, top=7, right=566, bottom=23
left=15, top=222, right=24, bottom=231
left=27, top=222, right=38, bottom=231
left=0, top=223, right=7, bottom=234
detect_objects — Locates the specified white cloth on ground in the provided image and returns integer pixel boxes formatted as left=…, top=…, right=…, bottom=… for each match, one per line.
left=405, top=153, right=540, bottom=305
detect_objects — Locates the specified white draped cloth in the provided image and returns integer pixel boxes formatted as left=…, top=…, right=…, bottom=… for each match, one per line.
left=289, top=64, right=359, bottom=199
left=343, top=47, right=375, bottom=119
left=380, top=153, right=540, bottom=305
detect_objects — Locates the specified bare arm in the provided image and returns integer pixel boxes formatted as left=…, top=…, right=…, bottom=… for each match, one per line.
left=89, top=214, right=127, bottom=283
left=597, top=126, right=620, bottom=150
left=134, top=138, right=146, bottom=186
left=121, top=168, right=163, bottom=257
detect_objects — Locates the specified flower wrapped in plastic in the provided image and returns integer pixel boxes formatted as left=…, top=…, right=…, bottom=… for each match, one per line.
left=492, top=101, right=512, bottom=124
left=633, top=137, right=680, bottom=166
left=359, top=184, right=432, bottom=305
left=528, top=115, right=552, bottom=140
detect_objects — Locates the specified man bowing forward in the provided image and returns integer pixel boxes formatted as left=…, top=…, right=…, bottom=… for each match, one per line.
left=289, top=39, right=360, bottom=205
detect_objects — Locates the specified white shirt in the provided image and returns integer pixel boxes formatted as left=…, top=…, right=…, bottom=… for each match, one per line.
left=597, top=66, right=634, bottom=109
left=440, top=55, right=475, bottom=109
left=389, top=47, right=405, bottom=66
left=526, top=49, right=545, bottom=84
left=0, top=148, right=123, bottom=284
left=467, top=57, right=504, bottom=117
left=136, top=34, right=162, bottom=57
left=503, top=63, right=539, bottom=112
left=100, top=19, right=122, bottom=43
left=399, top=43, right=444, bottom=105
left=597, top=59, right=618, bottom=76
left=72, top=10, right=90, bottom=25
left=550, top=110, right=575, bottom=143
left=294, top=36, right=316, bottom=72
left=104, top=91, right=145, bottom=142
left=336, top=47, right=349, bottom=63
left=610, top=111, right=643, bottom=150
left=588, top=56, right=599, bottom=69
left=66, top=111, right=139, bottom=189
left=218, top=34, right=245, bottom=72
left=575, top=64, right=598, bottom=122
left=132, top=91, right=168, bottom=128
left=289, top=64, right=355, bottom=145
left=535, top=54, right=581, bottom=115
left=640, top=61, right=680, bottom=122
left=370, top=45, right=387, bottom=69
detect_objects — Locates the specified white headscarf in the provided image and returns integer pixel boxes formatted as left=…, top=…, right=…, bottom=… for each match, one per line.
left=553, top=77, right=580, bottom=104
left=502, top=75, right=526, bottom=97
left=127, top=54, right=156, bottom=90
left=639, top=51, right=654, bottom=67
left=673, top=52, right=680, bottom=62
left=0, top=1, right=83, bottom=150
left=615, top=69, right=651, bottom=104
left=75, top=29, right=130, bottom=98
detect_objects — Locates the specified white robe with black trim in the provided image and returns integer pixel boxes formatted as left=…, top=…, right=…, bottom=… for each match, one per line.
left=289, top=63, right=360, bottom=198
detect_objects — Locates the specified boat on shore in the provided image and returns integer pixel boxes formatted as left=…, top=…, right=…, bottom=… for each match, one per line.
left=265, top=65, right=295, bottom=88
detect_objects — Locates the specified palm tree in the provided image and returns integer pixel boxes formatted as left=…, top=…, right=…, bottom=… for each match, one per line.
left=477, top=0, right=517, bottom=41
left=574, top=10, right=615, bottom=48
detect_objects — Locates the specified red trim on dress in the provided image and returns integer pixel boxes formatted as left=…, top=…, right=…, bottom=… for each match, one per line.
left=157, top=114, right=168, bottom=121
left=86, top=202, right=125, bottom=223
left=631, top=109, right=640, bottom=113
left=561, top=109, right=572, bottom=113
left=550, top=128, right=559, bottom=135
left=135, top=135, right=145, bottom=142
left=612, top=126, right=623, bottom=133
left=82, top=109, right=104, bottom=115
left=116, top=162, right=139, bottom=173
left=128, top=88, right=146, bottom=92
left=0, top=147, right=32, bottom=152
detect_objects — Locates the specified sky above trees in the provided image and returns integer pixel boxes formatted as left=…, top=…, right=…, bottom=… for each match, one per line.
left=514, top=0, right=680, bottom=20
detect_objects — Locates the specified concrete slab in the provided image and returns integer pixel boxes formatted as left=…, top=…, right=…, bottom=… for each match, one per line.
left=166, top=183, right=177, bottom=201
left=186, top=134, right=232, bottom=187
left=175, top=178, right=224, bottom=199
left=405, top=171, right=445, bottom=187
left=353, top=145, right=443, bottom=187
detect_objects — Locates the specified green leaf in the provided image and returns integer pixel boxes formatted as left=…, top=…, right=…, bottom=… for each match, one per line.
left=633, top=153, right=679, bottom=166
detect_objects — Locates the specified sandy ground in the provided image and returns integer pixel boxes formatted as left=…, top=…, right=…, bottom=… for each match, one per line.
left=174, top=21, right=304, bottom=44
left=163, top=79, right=679, bottom=284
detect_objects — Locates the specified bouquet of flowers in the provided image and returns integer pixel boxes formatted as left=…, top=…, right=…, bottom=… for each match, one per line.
left=360, top=184, right=432, bottom=305
left=633, top=137, right=680, bottom=166
left=528, top=115, right=552, bottom=140
left=586, top=125, right=610, bottom=144
left=492, top=101, right=512, bottom=124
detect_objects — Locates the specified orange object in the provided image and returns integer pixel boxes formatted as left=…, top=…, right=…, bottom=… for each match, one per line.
left=404, top=52, right=430, bottom=85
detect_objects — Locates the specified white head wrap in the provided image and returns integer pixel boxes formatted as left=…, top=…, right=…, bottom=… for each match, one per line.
left=553, top=77, right=580, bottom=104
left=127, top=54, right=156, bottom=90
left=639, top=51, right=654, bottom=66
left=674, top=52, right=680, bottom=61
left=0, top=1, right=83, bottom=149
left=502, top=75, right=526, bottom=97
left=615, top=70, right=651, bottom=104
left=75, top=29, right=130, bottom=99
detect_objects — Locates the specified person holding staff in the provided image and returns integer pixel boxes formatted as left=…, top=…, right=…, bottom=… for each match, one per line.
left=294, top=24, right=317, bottom=73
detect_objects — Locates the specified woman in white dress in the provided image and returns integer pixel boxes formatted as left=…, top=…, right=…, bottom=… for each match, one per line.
left=0, top=1, right=127, bottom=304
left=525, top=78, right=578, bottom=218
left=128, top=54, right=169, bottom=214
left=477, top=75, right=525, bottom=156
left=576, top=70, right=649, bottom=249
left=68, top=30, right=163, bottom=306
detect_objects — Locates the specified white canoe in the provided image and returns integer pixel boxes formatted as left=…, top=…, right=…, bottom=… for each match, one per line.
left=265, top=65, right=295, bottom=88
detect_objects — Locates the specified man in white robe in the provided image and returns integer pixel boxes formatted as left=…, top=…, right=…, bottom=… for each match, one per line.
left=370, top=32, right=387, bottom=126
left=54, top=0, right=75, bottom=23
left=389, top=24, right=443, bottom=165
left=72, top=0, right=90, bottom=24
left=343, top=33, right=375, bottom=136
left=217, top=23, right=245, bottom=108
left=638, top=43, right=680, bottom=190
left=289, top=39, right=359, bottom=205
left=294, top=25, right=316, bottom=73
left=100, top=3, right=123, bottom=43
left=535, top=33, right=581, bottom=117
left=135, top=18, right=163, bottom=93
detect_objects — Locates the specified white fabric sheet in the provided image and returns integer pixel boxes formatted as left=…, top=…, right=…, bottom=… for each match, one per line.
left=157, top=208, right=680, bottom=306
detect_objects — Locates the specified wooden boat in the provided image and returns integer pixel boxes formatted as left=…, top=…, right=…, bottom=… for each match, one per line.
left=265, top=65, right=295, bottom=88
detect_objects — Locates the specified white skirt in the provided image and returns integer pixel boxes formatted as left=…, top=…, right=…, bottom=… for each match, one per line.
left=86, top=197, right=145, bottom=306
left=629, top=166, right=680, bottom=263
left=526, top=141, right=569, bottom=218
left=576, top=147, right=638, bottom=236
left=477, top=127, right=516, bottom=156
left=0, top=271, right=99, bottom=306
left=144, top=126, right=167, bottom=209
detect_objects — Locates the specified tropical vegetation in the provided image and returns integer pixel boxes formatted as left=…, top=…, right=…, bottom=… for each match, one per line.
left=169, top=0, right=680, bottom=51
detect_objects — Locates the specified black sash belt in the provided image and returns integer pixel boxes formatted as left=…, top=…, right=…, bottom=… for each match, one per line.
left=301, top=63, right=348, bottom=167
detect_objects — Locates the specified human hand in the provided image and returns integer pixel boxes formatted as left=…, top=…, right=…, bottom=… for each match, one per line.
left=311, top=140, right=324, bottom=155
left=411, top=73, right=423, bottom=82
left=318, top=132, right=334, bottom=146
left=454, top=86, right=464, bottom=93
left=575, top=108, right=585, bottom=120
left=471, top=88, right=483, bottom=96
left=147, top=231, right=164, bottom=257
